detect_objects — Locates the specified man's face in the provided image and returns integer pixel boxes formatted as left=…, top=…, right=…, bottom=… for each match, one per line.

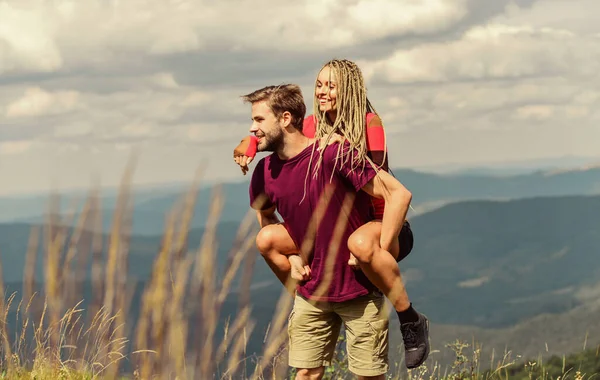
left=249, top=100, right=284, bottom=152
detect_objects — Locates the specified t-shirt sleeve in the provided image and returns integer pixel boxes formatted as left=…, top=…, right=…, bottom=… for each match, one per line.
left=249, top=159, right=274, bottom=210
left=323, top=142, right=378, bottom=192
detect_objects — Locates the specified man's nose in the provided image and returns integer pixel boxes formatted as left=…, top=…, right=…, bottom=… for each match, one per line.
left=249, top=122, right=258, bottom=133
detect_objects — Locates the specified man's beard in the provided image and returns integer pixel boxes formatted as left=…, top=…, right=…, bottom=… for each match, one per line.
left=259, top=129, right=284, bottom=152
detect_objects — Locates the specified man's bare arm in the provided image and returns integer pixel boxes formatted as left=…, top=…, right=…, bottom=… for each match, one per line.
left=255, top=205, right=281, bottom=228
left=361, top=171, right=412, bottom=251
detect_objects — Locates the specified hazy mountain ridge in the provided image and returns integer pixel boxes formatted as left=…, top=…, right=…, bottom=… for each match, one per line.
left=2, top=194, right=598, bottom=327
left=404, top=194, right=600, bottom=328
left=1, top=193, right=599, bottom=370
left=2, top=166, right=599, bottom=236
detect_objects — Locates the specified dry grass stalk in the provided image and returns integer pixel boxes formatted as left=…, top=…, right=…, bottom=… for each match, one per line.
left=196, top=186, right=224, bottom=378
left=0, top=254, right=14, bottom=368
left=89, top=188, right=105, bottom=328
left=22, top=225, right=40, bottom=319
left=311, top=191, right=354, bottom=300
left=2, top=159, right=599, bottom=379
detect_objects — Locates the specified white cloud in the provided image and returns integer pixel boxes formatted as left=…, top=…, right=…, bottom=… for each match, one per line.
left=53, top=122, right=94, bottom=138
left=0, top=2, right=63, bottom=74
left=148, top=72, right=180, bottom=89
left=6, top=87, right=80, bottom=118
left=0, top=79, right=217, bottom=151
left=0, top=0, right=472, bottom=76
left=362, top=23, right=600, bottom=83
left=180, top=91, right=211, bottom=108
left=514, top=105, right=555, bottom=121
left=1, top=0, right=599, bottom=195
left=0, top=140, right=34, bottom=155
left=166, top=122, right=248, bottom=145
left=347, top=0, right=467, bottom=34
left=499, top=0, right=600, bottom=34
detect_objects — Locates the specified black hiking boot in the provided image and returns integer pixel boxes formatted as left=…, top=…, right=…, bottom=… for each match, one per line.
left=400, top=312, right=430, bottom=369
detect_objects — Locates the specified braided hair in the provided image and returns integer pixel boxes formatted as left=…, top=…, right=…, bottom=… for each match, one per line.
left=310, top=58, right=386, bottom=177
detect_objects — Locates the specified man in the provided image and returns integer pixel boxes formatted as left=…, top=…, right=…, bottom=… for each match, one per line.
left=244, top=84, right=429, bottom=379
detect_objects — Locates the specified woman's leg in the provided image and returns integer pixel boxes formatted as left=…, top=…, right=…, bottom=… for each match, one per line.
left=255, top=224, right=310, bottom=284
left=347, top=221, right=429, bottom=369
left=347, top=221, right=406, bottom=310
left=347, top=219, right=399, bottom=266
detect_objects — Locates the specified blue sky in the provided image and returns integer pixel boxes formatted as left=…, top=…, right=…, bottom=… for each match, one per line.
left=0, top=0, right=598, bottom=195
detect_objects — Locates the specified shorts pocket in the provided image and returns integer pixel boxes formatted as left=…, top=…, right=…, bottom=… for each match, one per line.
left=367, top=318, right=389, bottom=360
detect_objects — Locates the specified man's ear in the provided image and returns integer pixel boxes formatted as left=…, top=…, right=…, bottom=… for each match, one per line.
left=280, top=111, right=292, bottom=129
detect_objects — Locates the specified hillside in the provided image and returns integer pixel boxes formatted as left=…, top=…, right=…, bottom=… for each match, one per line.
left=400, top=299, right=600, bottom=372
left=2, top=194, right=598, bottom=325
left=1, top=193, right=599, bottom=368
left=398, top=165, right=600, bottom=204
left=404, top=194, right=600, bottom=328
left=507, top=345, right=600, bottom=379
left=1, top=166, right=599, bottom=235
left=0, top=220, right=273, bottom=284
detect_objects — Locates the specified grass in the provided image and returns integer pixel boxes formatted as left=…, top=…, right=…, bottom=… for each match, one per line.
left=0, top=163, right=598, bottom=379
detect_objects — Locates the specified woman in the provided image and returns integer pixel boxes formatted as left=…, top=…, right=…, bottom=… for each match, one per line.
left=233, top=58, right=413, bottom=280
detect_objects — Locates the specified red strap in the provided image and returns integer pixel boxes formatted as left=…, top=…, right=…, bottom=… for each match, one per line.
left=244, top=135, right=258, bottom=157
left=366, top=126, right=385, bottom=151
left=366, top=112, right=376, bottom=125
left=303, top=115, right=316, bottom=138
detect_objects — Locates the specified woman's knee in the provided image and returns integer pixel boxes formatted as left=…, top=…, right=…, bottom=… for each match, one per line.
left=348, top=230, right=377, bottom=263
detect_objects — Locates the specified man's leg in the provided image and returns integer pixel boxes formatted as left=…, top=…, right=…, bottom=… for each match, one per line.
left=255, top=224, right=308, bottom=284
left=347, top=221, right=430, bottom=369
left=335, top=292, right=389, bottom=379
left=295, top=368, right=324, bottom=380
left=288, top=295, right=340, bottom=380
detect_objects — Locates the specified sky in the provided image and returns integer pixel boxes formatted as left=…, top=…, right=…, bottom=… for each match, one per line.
left=1, top=0, right=599, bottom=196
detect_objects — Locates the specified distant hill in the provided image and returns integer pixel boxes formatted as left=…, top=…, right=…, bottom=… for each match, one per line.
left=209, top=193, right=600, bottom=331
left=1, top=194, right=600, bottom=369
left=2, top=166, right=599, bottom=235
left=0, top=220, right=274, bottom=285
left=415, top=155, right=600, bottom=176
left=2, top=194, right=599, bottom=327
left=0, top=184, right=187, bottom=229
left=507, top=343, right=600, bottom=379
left=0, top=182, right=252, bottom=235
left=3, top=193, right=600, bottom=326
left=420, top=299, right=600, bottom=373
left=403, top=194, right=600, bottom=328
left=393, top=165, right=600, bottom=204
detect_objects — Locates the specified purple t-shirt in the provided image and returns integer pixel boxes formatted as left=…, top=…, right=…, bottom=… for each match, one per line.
left=249, top=142, right=379, bottom=302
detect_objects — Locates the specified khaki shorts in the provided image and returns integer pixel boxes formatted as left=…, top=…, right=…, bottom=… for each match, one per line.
left=287, top=292, right=389, bottom=377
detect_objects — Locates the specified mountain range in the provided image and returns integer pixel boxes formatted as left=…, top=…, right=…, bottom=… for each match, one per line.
left=1, top=161, right=600, bottom=372
left=1, top=165, right=599, bottom=236
left=1, top=193, right=599, bottom=370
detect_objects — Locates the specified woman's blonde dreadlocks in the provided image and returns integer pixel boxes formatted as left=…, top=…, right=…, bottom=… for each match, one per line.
left=310, top=59, right=386, bottom=176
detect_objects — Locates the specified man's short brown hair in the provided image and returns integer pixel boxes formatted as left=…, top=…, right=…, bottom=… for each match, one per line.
left=241, top=84, right=306, bottom=131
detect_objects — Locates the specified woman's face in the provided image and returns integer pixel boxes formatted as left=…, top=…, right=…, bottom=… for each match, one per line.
left=315, top=65, right=338, bottom=118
